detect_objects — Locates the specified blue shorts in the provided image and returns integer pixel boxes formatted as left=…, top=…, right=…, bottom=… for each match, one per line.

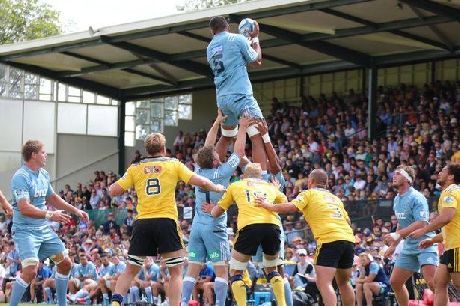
left=188, top=222, right=229, bottom=263
left=12, top=225, right=66, bottom=261
left=395, top=251, right=439, bottom=272
left=217, top=94, right=263, bottom=126
left=252, top=225, right=285, bottom=264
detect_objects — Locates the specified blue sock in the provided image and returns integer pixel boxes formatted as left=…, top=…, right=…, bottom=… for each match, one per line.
left=9, top=276, right=29, bottom=306
left=130, top=286, right=139, bottom=303
left=284, top=279, right=293, bottom=306
left=55, top=272, right=69, bottom=306
left=214, top=277, right=228, bottom=306
left=102, top=293, right=109, bottom=306
left=181, top=276, right=196, bottom=306
left=44, top=287, right=53, bottom=303
left=122, top=294, right=128, bottom=305
left=111, top=293, right=124, bottom=306
left=144, top=286, right=153, bottom=303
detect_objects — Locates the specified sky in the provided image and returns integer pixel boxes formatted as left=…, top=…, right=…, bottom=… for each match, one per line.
left=43, top=0, right=182, bottom=33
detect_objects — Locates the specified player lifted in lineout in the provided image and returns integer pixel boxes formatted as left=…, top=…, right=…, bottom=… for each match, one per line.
left=207, top=16, right=269, bottom=172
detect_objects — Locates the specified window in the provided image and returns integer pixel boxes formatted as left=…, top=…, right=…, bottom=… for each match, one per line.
left=124, top=94, right=192, bottom=146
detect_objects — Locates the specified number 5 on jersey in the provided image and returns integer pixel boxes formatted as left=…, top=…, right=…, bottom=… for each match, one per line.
left=146, top=178, right=161, bottom=195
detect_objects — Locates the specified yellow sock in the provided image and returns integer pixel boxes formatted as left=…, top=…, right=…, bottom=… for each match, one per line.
left=270, top=274, right=286, bottom=306
left=231, top=279, right=247, bottom=306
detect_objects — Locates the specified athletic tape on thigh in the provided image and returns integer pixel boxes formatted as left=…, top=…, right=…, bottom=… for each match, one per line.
left=165, top=256, right=184, bottom=267
left=21, top=257, right=39, bottom=268
left=229, top=257, right=248, bottom=270
left=127, top=255, right=145, bottom=267
left=221, top=126, right=238, bottom=137
left=263, top=257, right=279, bottom=268
left=246, top=124, right=260, bottom=137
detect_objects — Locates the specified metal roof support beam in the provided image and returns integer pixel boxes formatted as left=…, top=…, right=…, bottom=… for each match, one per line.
left=259, top=23, right=372, bottom=66
left=100, top=37, right=212, bottom=77
left=118, top=100, right=126, bottom=175
left=1, top=61, right=123, bottom=99
left=320, top=8, right=451, bottom=51
left=409, top=6, right=454, bottom=52
left=399, top=0, right=460, bottom=22
left=60, top=51, right=176, bottom=85
left=178, top=31, right=302, bottom=69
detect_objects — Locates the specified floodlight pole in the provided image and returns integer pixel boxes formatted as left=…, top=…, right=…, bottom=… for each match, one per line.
left=367, top=66, right=378, bottom=141
left=118, top=100, right=126, bottom=175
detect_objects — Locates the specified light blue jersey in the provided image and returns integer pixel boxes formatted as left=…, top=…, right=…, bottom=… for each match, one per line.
left=394, top=187, right=436, bottom=255
left=113, top=261, right=126, bottom=275
left=99, top=263, right=115, bottom=278
left=207, top=32, right=258, bottom=98
left=194, top=153, right=240, bottom=227
left=138, top=263, right=160, bottom=282
left=73, top=262, right=98, bottom=279
left=11, top=166, right=53, bottom=228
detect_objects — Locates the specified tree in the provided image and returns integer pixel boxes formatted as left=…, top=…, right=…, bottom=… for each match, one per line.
left=0, top=0, right=61, bottom=96
left=179, top=0, right=253, bottom=11
left=0, top=0, right=61, bottom=44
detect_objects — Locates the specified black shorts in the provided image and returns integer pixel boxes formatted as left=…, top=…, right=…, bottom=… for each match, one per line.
left=234, top=223, right=280, bottom=256
left=440, top=247, right=460, bottom=273
left=128, top=218, right=183, bottom=256
left=315, top=240, right=354, bottom=269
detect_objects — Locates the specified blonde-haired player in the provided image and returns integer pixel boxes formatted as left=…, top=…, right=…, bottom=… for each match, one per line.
left=203, top=162, right=287, bottom=306
left=109, top=133, right=225, bottom=306
left=256, top=169, right=355, bottom=306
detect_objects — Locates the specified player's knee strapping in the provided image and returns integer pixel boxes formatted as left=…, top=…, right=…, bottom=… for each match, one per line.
left=246, top=124, right=260, bottom=137
left=221, top=126, right=238, bottom=137
left=165, top=256, right=184, bottom=267
left=229, top=257, right=248, bottom=271
left=263, top=257, right=279, bottom=268
left=127, top=255, right=144, bottom=267
left=21, top=258, right=39, bottom=268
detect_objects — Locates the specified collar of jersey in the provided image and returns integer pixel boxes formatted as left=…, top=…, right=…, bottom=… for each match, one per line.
left=140, top=156, right=171, bottom=163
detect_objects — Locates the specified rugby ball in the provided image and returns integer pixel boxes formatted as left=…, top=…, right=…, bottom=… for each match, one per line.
left=238, top=18, right=256, bottom=38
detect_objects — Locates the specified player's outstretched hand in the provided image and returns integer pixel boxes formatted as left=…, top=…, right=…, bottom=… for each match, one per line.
left=50, top=210, right=71, bottom=223
left=384, top=233, right=396, bottom=245
left=75, top=210, right=89, bottom=222
left=201, top=202, right=215, bottom=214
left=4, top=204, right=13, bottom=218
left=216, top=109, right=227, bottom=125
left=249, top=20, right=259, bottom=38
left=419, top=238, right=434, bottom=249
left=254, top=196, right=269, bottom=208
left=255, top=121, right=268, bottom=135
left=239, top=116, right=253, bottom=128
left=383, top=245, right=395, bottom=258
left=408, top=228, right=425, bottom=240
left=213, top=184, right=225, bottom=193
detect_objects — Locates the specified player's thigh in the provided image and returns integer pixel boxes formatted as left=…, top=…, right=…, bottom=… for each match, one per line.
left=394, top=252, right=420, bottom=274
left=260, top=224, right=281, bottom=257
left=188, top=225, right=207, bottom=264
left=37, top=229, right=66, bottom=260
left=237, top=95, right=263, bottom=120
left=129, top=218, right=166, bottom=257
left=233, top=224, right=264, bottom=256
left=12, top=228, right=41, bottom=261
left=155, top=218, right=184, bottom=255
left=217, top=95, right=240, bottom=126
left=202, top=224, right=230, bottom=263
left=315, top=240, right=351, bottom=268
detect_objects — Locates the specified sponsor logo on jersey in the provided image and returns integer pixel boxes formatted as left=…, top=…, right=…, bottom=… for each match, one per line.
left=144, top=166, right=162, bottom=174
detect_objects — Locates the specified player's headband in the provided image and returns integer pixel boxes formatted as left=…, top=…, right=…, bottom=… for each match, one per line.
left=396, top=169, right=413, bottom=184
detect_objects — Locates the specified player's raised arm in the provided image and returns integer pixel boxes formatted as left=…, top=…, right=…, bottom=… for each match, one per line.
left=204, top=109, right=227, bottom=147
left=0, top=190, right=13, bottom=217
left=255, top=121, right=281, bottom=174
left=254, top=197, right=298, bottom=214
left=188, top=174, right=225, bottom=193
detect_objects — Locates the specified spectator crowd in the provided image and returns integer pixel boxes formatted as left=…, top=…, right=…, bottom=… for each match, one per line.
left=0, top=80, right=458, bottom=304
